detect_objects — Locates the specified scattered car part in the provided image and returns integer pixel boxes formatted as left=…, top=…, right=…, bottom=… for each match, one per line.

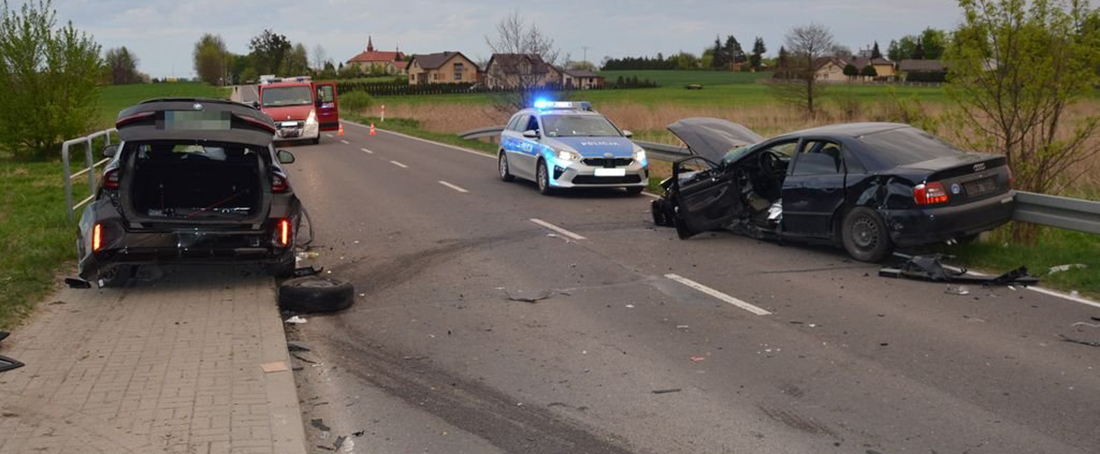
left=292, top=266, right=323, bottom=278
left=287, top=341, right=311, bottom=352
left=64, top=278, right=91, bottom=289
left=0, top=355, right=23, bottom=373
left=878, top=254, right=1039, bottom=286
left=0, top=332, right=7, bottom=343
left=278, top=277, right=355, bottom=313
left=285, top=315, right=308, bottom=324
left=1059, top=334, right=1100, bottom=348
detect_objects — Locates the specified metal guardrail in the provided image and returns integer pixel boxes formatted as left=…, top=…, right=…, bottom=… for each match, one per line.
left=62, top=128, right=117, bottom=222
left=458, top=125, right=1100, bottom=234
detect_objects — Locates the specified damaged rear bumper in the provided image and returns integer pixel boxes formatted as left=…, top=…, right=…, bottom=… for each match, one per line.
left=884, top=192, right=1015, bottom=247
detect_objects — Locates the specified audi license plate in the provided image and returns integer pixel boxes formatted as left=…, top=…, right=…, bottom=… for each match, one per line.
left=594, top=168, right=626, bottom=177
left=964, top=177, right=997, bottom=197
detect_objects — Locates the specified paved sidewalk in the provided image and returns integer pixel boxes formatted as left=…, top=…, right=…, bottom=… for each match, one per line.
left=0, top=267, right=306, bottom=454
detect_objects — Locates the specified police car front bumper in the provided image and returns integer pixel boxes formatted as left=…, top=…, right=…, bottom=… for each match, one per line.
left=549, top=158, right=649, bottom=189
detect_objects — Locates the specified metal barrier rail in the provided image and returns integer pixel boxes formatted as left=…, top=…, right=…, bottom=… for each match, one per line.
left=62, top=128, right=117, bottom=222
left=458, top=125, right=1100, bottom=234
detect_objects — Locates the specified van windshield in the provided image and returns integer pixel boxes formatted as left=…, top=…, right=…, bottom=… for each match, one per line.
left=262, top=86, right=313, bottom=107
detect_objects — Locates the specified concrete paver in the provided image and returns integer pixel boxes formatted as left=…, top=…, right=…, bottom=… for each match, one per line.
left=0, top=267, right=305, bottom=454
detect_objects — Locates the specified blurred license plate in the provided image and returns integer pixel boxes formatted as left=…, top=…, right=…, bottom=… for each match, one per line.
left=594, top=168, right=626, bottom=177
left=964, top=177, right=997, bottom=196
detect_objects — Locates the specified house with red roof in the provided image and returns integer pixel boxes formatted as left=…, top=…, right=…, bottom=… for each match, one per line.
left=346, top=36, right=408, bottom=75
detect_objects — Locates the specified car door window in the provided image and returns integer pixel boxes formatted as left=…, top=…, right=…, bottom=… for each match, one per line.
left=525, top=116, right=541, bottom=135
left=792, top=140, right=843, bottom=176
left=506, top=115, right=522, bottom=131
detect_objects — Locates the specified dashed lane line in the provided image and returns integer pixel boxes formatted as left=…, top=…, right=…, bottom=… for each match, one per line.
left=340, top=139, right=350, bottom=145
left=390, top=160, right=408, bottom=169
left=438, top=181, right=469, bottom=193
left=529, top=218, right=586, bottom=241
left=361, top=148, right=374, bottom=154
left=665, top=273, right=771, bottom=316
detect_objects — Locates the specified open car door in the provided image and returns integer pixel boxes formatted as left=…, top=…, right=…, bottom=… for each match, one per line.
left=314, top=82, right=339, bottom=131
left=672, top=156, right=742, bottom=239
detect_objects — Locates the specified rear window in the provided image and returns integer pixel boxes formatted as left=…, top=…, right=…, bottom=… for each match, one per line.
left=859, top=128, right=962, bottom=167
left=262, top=86, right=313, bottom=107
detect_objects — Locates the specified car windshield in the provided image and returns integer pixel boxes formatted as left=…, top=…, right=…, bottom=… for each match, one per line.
left=722, top=146, right=754, bottom=164
left=262, top=86, right=313, bottom=107
left=859, top=127, right=963, bottom=167
left=541, top=115, right=621, bottom=137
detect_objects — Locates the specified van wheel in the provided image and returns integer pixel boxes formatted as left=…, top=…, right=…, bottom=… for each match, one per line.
left=498, top=152, right=515, bottom=182
left=278, top=276, right=355, bottom=313
left=536, top=160, right=553, bottom=195
left=842, top=207, right=892, bottom=262
left=98, top=265, right=134, bottom=288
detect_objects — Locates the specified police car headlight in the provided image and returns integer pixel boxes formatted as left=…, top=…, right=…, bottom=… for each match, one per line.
left=634, top=149, right=647, bottom=162
left=557, top=150, right=579, bottom=161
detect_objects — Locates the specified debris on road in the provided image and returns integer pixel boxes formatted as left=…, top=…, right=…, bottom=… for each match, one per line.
left=292, top=266, right=323, bottom=277
left=1048, top=264, right=1087, bottom=275
left=0, top=333, right=24, bottom=373
left=1059, top=335, right=1100, bottom=348
left=504, top=290, right=570, bottom=304
left=690, top=355, right=706, bottom=362
left=287, top=341, right=311, bottom=352
left=291, top=354, right=316, bottom=364
left=279, top=277, right=355, bottom=313
left=945, top=285, right=971, bottom=296
left=64, top=277, right=91, bottom=289
left=353, top=430, right=365, bottom=437
left=652, top=388, right=682, bottom=394
left=879, top=254, right=1039, bottom=286
left=310, top=418, right=331, bottom=432
left=260, top=361, right=288, bottom=373
left=285, top=315, right=308, bottom=324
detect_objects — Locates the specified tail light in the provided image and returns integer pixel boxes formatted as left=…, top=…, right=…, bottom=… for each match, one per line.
left=1006, top=167, right=1014, bottom=189
left=93, top=223, right=103, bottom=251
left=277, top=219, right=291, bottom=247
left=271, top=174, right=288, bottom=193
left=914, top=182, right=949, bottom=205
left=102, top=168, right=120, bottom=189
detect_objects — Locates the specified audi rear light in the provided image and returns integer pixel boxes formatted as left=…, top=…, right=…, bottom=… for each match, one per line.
left=271, top=174, right=288, bottom=193
left=93, top=223, right=103, bottom=251
left=278, top=219, right=291, bottom=247
left=1006, top=167, right=1014, bottom=189
left=103, top=168, right=120, bottom=189
left=914, top=182, right=949, bottom=205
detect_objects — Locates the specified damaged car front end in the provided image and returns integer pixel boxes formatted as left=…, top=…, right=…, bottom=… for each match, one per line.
left=653, top=119, right=1015, bottom=262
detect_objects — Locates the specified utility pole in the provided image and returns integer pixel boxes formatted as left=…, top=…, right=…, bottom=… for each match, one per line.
left=581, top=46, right=591, bottom=64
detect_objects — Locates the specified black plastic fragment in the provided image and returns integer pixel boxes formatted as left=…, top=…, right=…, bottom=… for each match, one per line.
left=0, top=355, right=23, bottom=373
left=64, top=278, right=92, bottom=289
left=879, top=253, right=1039, bottom=286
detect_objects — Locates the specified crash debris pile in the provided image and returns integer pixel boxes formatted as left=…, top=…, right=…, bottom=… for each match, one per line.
left=879, top=254, right=1039, bottom=287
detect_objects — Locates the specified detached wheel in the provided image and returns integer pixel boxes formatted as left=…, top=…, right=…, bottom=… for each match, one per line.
left=498, top=152, right=515, bottom=182
left=841, top=207, right=892, bottom=262
left=98, top=265, right=134, bottom=288
left=278, top=276, right=355, bottom=313
left=536, top=160, right=553, bottom=195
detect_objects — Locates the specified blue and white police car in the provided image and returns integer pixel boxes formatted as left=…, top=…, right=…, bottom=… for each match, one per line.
left=497, top=101, right=648, bottom=195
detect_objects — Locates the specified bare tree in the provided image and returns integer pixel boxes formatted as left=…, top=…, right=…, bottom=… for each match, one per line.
left=484, top=12, right=566, bottom=111
left=311, top=44, right=327, bottom=71
left=768, top=23, right=835, bottom=115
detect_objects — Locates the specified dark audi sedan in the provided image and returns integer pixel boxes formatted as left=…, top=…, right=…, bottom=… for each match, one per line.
left=77, top=98, right=302, bottom=286
left=652, top=119, right=1015, bottom=262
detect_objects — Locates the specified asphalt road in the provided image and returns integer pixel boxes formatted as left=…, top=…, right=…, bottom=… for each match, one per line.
left=281, top=122, right=1099, bottom=454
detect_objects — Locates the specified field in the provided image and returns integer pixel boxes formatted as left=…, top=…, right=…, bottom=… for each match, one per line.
left=600, top=69, right=773, bottom=87
left=97, top=82, right=226, bottom=128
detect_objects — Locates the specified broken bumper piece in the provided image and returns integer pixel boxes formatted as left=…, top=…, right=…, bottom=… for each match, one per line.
left=879, top=254, right=1039, bottom=286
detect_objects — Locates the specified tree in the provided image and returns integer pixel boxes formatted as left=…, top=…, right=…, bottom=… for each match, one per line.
left=775, top=45, right=791, bottom=78
left=0, top=0, right=102, bottom=159
left=104, top=46, right=141, bottom=84
left=945, top=0, right=1100, bottom=243
left=750, top=37, right=766, bottom=70
left=484, top=12, right=564, bottom=110
left=913, top=38, right=926, bottom=59
left=320, top=61, right=336, bottom=79
left=724, top=35, right=746, bottom=64
left=193, top=33, right=227, bottom=86
left=830, top=44, right=853, bottom=59
left=860, top=63, right=878, bottom=78
left=843, top=63, right=859, bottom=78
left=566, top=60, right=597, bottom=72
left=768, top=23, right=835, bottom=115
left=919, top=27, right=948, bottom=59
left=670, top=51, right=700, bottom=70
left=285, top=43, right=309, bottom=76
left=871, top=41, right=883, bottom=59
left=710, top=36, right=727, bottom=68
left=311, top=44, right=327, bottom=70
left=248, top=29, right=292, bottom=75
left=887, top=39, right=901, bottom=60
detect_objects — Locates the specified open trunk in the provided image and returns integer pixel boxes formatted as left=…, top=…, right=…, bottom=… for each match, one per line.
left=126, top=143, right=266, bottom=222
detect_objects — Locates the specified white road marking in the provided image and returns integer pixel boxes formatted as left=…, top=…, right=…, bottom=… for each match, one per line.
left=326, top=134, right=334, bottom=138
left=360, top=148, right=374, bottom=154
left=343, top=120, right=495, bottom=160
left=340, top=139, right=350, bottom=145
left=530, top=218, right=586, bottom=240
left=438, top=181, right=469, bottom=193
left=390, top=160, right=408, bottom=169
left=1027, top=286, right=1100, bottom=310
left=665, top=274, right=772, bottom=316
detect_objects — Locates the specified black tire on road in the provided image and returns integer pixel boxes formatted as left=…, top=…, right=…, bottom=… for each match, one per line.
left=536, top=160, right=553, bottom=195
left=841, top=207, right=893, bottom=262
left=498, top=152, right=515, bottom=182
left=651, top=199, right=672, bottom=227
left=278, top=276, right=355, bottom=313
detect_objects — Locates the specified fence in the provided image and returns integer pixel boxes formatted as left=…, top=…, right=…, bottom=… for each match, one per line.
left=62, top=128, right=117, bottom=222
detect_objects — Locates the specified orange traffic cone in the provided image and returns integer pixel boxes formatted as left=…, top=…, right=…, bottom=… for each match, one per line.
left=369, top=123, right=377, bottom=136
left=337, top=123, right=345, bottom=136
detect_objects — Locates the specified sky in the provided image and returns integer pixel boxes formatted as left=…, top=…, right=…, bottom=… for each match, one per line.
left=39, top=0, right=963, bottom=78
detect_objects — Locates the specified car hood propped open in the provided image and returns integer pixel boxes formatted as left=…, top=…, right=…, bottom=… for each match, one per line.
left=667, top=118, right=764, bottom=162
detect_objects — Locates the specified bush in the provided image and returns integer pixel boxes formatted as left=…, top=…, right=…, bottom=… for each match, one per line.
left=340, top=91, right=373, bottom=113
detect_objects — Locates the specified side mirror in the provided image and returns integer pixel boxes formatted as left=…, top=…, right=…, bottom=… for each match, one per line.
left=622, top=130, right=634, bottom=138
left=523, top=130, right=539, bottom=139
left=251, top=100, right=261, bottom=109
left=276, top=149, right=295, bottom=164
left=102, top=144, right=119, bottom=158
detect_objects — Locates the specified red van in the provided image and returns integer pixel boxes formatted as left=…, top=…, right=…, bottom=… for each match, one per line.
left=256, top=77, right=339, bottom=144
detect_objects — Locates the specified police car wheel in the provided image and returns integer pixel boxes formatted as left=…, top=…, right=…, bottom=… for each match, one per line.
left=536, top=160, right=553, bottom=195
left=625, top=186, right=644, bottom=195
left=498, top=152, right=514, bottom=182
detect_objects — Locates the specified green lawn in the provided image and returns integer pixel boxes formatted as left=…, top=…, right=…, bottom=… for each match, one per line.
left=600, top=70, right=772, bottom=87
left=97, top=82, right=227, bottom=128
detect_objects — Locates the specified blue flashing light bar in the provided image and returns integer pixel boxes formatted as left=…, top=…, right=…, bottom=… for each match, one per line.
left=533, top=100, right=591, bottom=110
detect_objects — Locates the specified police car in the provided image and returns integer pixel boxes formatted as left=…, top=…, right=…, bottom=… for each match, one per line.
left=497, top=101, right=648, bottom=195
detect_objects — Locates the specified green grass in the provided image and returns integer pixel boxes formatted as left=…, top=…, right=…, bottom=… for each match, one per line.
left=346, top=114, right=498, bottom=155
left=0, top=162, right=89, bottom=329
left=97, top=82, right=228, bottom=128
left=600, top=70, right=772, bottom=87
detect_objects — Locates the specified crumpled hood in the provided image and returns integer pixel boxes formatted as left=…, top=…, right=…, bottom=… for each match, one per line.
left=263, top=105, right=313, bottom=122
left=545, top=136, right=637, bottom=158
left=667, top=117, right=764, bottom=162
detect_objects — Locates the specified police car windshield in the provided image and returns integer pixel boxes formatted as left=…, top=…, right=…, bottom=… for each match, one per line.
left=542, top=115, right=621, bottom=138
left=262, top=86, right=313, bottom=107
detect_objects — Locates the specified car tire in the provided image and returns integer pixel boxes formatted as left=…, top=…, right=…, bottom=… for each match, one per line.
left=536, top=160, right=553, bottom=195
left=498, top=152, right=515, bottom=182
left=625, top=186, right=644, bottom=196
left=311, top=137, right=320, bottom=145
left=841, top=207, right=892, bottom=262
left=278, top=276, right=355, bottom=313
left=98, top=265, right=134, bottom=288
left=651, top=199, right=673, bottom=227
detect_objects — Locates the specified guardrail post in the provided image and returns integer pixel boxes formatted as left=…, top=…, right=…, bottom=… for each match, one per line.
left=62, top=142, right=74, bottom=222
left=85, top=136, right=96, bottom=195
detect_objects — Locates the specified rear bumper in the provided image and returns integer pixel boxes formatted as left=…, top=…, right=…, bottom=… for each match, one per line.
left=883, top=192, right=1015, bottom=247
left=550, top=158, right=649, bottom=189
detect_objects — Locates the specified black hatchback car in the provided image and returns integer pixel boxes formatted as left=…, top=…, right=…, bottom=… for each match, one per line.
left=652, top=119, right=1015, bottom=262
left=77, top=98, right=302, bottom=286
